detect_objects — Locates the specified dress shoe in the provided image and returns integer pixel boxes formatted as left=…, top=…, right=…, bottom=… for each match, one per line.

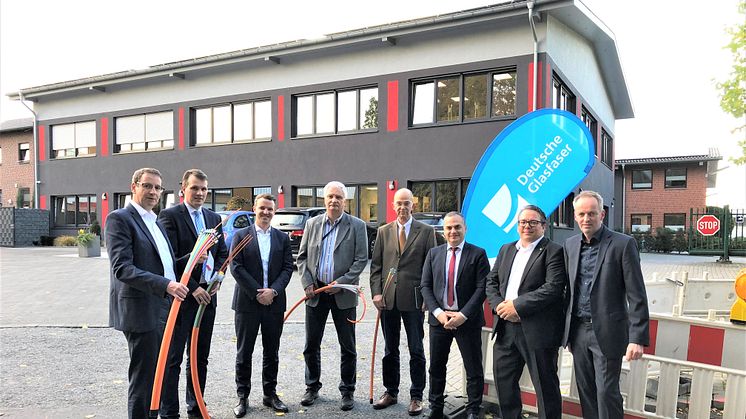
left=188, top=413, right=212, bottom=419
left=423, top=408, right=444, bottom=419
left=408, top=399, right=424, bottom=416
left=233, top=398, right=247, bottom=418
left=340, top=394, right=355, bottom=411
left=372, top=392, right=398, bottom=410
left=301, top=389, right=319, bottom=406
left=263, top=394, right=289, bottom=413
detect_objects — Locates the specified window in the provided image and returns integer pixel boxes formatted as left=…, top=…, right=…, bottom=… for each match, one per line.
left=18, top=143, right=30, bottom=162
left=0, top=146, right=3, bottom=164
left=294, top=87, right=378, bottom=137
left=631, top=169, right=652, bottom=189
left=581, top=107, right=597, bottom=155
left=195, top=99, right=272, bottom=145
left=664, top=213, right=686, bottom=231
left=549, top=193, right=574, bottom=228
left=410, top=179, right=470, bottom=213
left=665, top=167, right=687, bottom=188
left=411, top=70, right=516, bottom=125
left=18, top=187, right=31, bottom=208
left=51, top=121, right=96, bottom=158
left=115, top=111, right=174, bottom=153
left=552, top=76, right=576, bottom=112
left=631, top=214, right=652, bottom=232
left=601, top=130, right=613, bottom=167
left=53, top=195, right=97, bottom=226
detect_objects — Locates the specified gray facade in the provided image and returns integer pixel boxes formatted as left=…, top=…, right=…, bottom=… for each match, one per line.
left=11, top=1, right=631, bottom=239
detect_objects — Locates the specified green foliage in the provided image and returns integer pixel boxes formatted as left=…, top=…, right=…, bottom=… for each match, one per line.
left=225, top=196, right=250, bottom=211
left=53, top=235, right=77, bottom=246
left=673, top=230, right=688, bottom=253
left=76, top=229, right=96, bottom=246
left=716, top=0, right=746, bottom=164
left=89, top=219, right=101, bottom=236
left=363, top=97, right=378, bottom=129
left=652, top=227, right=674, bottom=253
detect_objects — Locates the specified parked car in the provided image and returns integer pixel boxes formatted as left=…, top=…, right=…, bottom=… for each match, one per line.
left=412, top=212, right=447, bottom=245
left=217, top=210, right=255, bottom=246
left=272, top=207, right=379, bottom=259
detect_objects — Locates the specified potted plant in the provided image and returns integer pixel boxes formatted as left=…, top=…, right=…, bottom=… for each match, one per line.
left=77, top=223, right=101, bottom=257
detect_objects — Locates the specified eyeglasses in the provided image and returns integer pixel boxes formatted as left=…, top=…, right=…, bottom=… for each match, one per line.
left=518, top=220, right=544, bottom=227
left=137, top=182, right=164, bottom=193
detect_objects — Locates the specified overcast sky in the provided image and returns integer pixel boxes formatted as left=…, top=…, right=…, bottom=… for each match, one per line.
left=1, top=0, right=743, bottom=204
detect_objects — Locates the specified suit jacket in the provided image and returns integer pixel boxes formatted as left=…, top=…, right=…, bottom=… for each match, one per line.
left=562, top=225, right=650, bottom=358
left=370, top=219, right=437, bottom=311
left=107, top=204, right=179, bottom=333
left=485, top=237, right=567, bottom=348
left=230, top=225, right=294, bottom=312
left=421, top=242, right=490, bottom=328
left=158, top=203, right=228, bottom=301
left=297, top=212, right=368, bottom=310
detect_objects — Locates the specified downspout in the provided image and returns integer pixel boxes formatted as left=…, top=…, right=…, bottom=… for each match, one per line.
left=18, top=92, right=39, bottom=209
left=527, top=1, right=538, bottom=112
left=621, top=163, right=626, bottom=232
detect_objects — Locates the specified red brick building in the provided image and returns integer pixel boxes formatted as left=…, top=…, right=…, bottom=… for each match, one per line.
left=613, top=152, right=721, bottom=233
left=0, top=118, right=35, bottom=208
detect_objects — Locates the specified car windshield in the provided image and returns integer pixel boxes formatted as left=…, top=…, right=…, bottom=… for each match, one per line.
left=271, top=213, right=305, bottom=227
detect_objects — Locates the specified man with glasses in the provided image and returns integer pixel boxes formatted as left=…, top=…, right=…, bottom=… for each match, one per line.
left=369, top=187, right=437, bottom=416
left=107, top=168, right=190, bottom=419
left=563, top=191, right=648, bottom=419
left=158, top=169, right=228, bottom=419
left=485, top=205, right=567, bottom=419
left=297, top=181, right=368, bottom=411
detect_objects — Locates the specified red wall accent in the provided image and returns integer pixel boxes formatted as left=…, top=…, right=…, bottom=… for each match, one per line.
left=178, top=107, right=185, bottom=150
left=526, top=62, right=543, bottom=111
left=277, top=192, right=285, bottom=209
left=520, top=391, right=538, bottom=406
left=39, top=195, right=47, bottom=210
left=277, top=95, right=285, bottom=141
left=687, top=325, right=724, bottom=365
left=101, top=196, right=109, bottom=228
left=483, top=302, right=493, bottom=329
left=38, top=125, right=46, bottom=162
left=100, top=117, right=109, bottom=157
left=545, top=61, right=552, bottom=108
left=644, top=319, right=658, bottom=355
left=387, top=81, right=399, bottom=132
left=386, top=180, right=397, bottom=221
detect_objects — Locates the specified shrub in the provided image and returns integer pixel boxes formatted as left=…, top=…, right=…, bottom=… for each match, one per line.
left=53, top=235, right=77, bottom=246
left=652, top=227, right=673, bottom=253
left=673, top=230, right=688, bottom=253
left=89, top=219, right=101, bottom=236
left=225, top=196, right=250, bottom=211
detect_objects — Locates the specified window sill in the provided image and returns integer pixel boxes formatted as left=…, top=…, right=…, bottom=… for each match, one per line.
left=194, top=138, right=273, bottom=147
left=409, top=115, right=516, bottom=129
left=291, top=129, right=378, bottom=140
left=114, top=148, right=174, bottom=155
left=51, top=154, right=97, bottom=160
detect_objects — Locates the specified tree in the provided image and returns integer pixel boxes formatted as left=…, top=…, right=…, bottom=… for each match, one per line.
left=225, top=196, right=250, bottom=211
left=716, top=0, right=746, bottom=164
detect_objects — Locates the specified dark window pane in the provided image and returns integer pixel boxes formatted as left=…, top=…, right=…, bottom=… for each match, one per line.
left=464, top=74, right=488, bottom=120
left=632, top=170, right=652, bottom=189
left=411, top=182, right=432, bottom=213
left=435, top=180, right=458, bottom=212
left=436, top=78, right=460, bottom=122
left=665, top=168, right=687, bottom=188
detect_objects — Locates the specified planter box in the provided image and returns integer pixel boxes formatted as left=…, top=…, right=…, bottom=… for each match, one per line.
left=78, top=236, right=101, bottom=257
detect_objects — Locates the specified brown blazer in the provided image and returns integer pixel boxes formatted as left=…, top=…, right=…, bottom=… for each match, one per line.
left=370, top=218, right=437, bottom=311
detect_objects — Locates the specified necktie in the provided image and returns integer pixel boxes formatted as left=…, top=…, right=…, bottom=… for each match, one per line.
left=399, top=225, right=406, bottom=253
left=193, top=210, right=207, bottom=281
left=447, top=247, right=457, bottom=307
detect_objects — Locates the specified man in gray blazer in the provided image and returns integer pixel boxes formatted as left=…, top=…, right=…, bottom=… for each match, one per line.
left=107, top=168, right=189, bottom=419
left=563, top=190, right=649, bottom=419
left=297, top=181, right=369, bottom=411
left=370, top=188, right=437, bottom=416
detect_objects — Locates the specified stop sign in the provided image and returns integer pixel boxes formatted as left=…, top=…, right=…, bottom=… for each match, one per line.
left=696, top=215, right=720, bottom=236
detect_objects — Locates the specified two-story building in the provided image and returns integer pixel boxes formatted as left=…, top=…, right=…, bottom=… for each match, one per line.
left=0, top=118, right=35, bottom=208
left=9, top=0, right=633, bottom=239
left=614, top=151, right=722, bottom=233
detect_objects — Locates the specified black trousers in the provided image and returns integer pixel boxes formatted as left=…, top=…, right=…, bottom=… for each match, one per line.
left=160, top=292, right=216, bottom=418
left=569, top=319, right=624, bottom=419
left=234, top=308, right=284, bottom=398
left=428, top=323, right=483, bottom=415
left=303, top=291, right=357, bottom=395
left=122, top=298, right=169, bottom=419
left=492, top=322, right=562, bottom=419
left=381, top=307, right=426, bottom=399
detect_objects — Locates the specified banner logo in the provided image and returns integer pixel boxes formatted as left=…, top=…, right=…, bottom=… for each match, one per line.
left=463, top=109, right=595, bottom=259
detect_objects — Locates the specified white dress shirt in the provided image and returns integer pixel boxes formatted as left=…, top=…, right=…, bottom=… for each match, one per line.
left=505, top=236, right=543, bottom=300
left=255, top=223, right=272, bottom=288
left=131, top=201, right=176, bottom=281
left=433, top=240, right=466, bottom=319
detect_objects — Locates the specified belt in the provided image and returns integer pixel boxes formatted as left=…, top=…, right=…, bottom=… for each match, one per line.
left=573, top=315, right=593, bottom=324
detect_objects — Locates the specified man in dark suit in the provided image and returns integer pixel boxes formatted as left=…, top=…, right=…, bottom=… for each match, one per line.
left=563, top=190, right=649, bottom=419
left=370, top=188, right=437, bottom=416
left=158, top=169, right=228, bottom=419
left=485, top=205, right=566, bottom=419
left=230, top=193, right=294, bottom=417
left=421, top=212, right=490, bottom=419
left=297, top=181, right=368, bottom=411
left=107, top=168, right=189, bottom=419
